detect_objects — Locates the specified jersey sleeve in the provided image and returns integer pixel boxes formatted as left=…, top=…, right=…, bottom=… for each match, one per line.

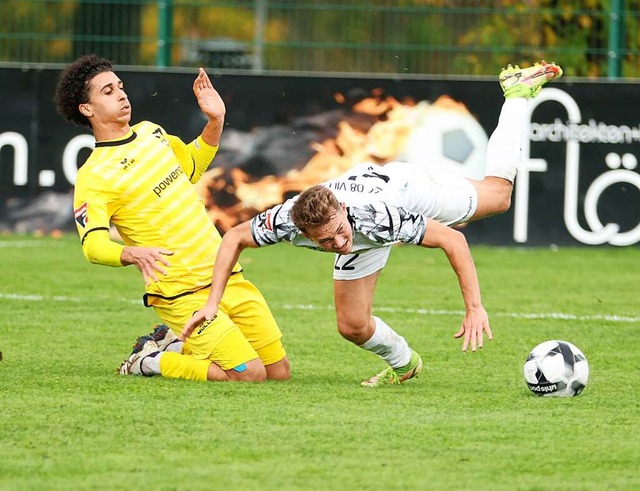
left=249, top=199, right=301, bottom=246
left=166, top=134, right=218, bottom=183
left=73, top=171, right=124, bottom=266
left=350, top=203, right=426, bottom=245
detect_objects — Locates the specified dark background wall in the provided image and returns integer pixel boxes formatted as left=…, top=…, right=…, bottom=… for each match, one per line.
left=0, top=66, right=638, bottom=246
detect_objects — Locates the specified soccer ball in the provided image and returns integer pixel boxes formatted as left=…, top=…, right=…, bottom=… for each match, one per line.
left=398, top=101, right=488, bottom=180
left=523, top=340, right=589, bottom=397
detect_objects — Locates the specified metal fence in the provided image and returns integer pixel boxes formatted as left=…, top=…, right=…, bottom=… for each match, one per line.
left=1, top=0, right=639, bottom=78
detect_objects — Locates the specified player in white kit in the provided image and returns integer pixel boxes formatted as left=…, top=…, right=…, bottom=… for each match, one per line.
left=181, top=61, right=563, bottom=387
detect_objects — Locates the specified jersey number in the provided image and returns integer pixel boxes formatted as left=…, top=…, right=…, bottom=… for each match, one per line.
left=334, top=254, right=359, bottom=271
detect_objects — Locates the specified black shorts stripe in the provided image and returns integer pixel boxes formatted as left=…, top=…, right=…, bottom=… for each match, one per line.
left=142, top=270, right=243, bottom=307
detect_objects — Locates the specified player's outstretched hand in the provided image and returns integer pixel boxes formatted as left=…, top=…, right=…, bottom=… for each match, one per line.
left=180, top=304, right=219, bottom=341
left=193, top=67, right=225, bottom=122
left=121, top=246, right=173, bottom=286
left=453, top=305, right=492, bottom=352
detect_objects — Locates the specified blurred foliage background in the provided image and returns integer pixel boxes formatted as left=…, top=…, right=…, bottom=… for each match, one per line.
left=0, top=0, right=638, bottom=78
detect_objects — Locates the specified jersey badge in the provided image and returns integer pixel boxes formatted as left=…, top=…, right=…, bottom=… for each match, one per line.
left=265, top=211, right=273, bottom=231
left=74, top=202, right=88, bottom=228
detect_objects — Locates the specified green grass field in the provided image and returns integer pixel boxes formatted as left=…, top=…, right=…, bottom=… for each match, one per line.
left=1, top=235, right=639, bottom=491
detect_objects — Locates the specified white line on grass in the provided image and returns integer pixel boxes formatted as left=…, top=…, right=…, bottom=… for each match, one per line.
left=0, top=240, right=63, bottom=248
left=282, top=303, right=640, bottom=323
left=0, top=292, right=141, bottom=305
left=1, top=292, right=638, bottom=323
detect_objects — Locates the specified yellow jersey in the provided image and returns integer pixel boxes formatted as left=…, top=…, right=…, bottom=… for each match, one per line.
left=73, top=120, right=241, bottom=303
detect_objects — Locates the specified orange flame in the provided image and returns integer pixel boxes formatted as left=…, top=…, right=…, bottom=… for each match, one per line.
left=197, top=93, right=470, bottom=232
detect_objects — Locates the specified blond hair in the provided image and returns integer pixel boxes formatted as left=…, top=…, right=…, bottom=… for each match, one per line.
left=290, top=186, right=341, bottom=234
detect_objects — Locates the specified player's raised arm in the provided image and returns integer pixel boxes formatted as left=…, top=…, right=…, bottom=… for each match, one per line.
left=181, top=220, right=259, bottom=341
left=193, top=67, right=225, bottom=147
left=419, top=218, right=492, bottom=352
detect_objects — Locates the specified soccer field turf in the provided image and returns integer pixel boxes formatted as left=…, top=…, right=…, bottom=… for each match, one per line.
left=1, top=235, right=639, bottom=490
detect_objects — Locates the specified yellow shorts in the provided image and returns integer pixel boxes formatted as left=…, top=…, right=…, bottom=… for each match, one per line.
left=149, top=274, right=285, bottom=370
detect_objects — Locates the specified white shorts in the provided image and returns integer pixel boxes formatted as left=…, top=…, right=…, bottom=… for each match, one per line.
left=425, top=173, right=478, bottom=226
left=383, top=162, right=478, bottom=226
left=333, top=247, right=392, bottom=281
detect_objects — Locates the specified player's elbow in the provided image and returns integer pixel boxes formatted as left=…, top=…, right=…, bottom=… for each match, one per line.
left=442, top=228, right=470, bottom=255
left=82, top=243, right=101, bottom=264
left=225, top=221, right=258, bottom=249
left=81, top=235, right=123, bottom=267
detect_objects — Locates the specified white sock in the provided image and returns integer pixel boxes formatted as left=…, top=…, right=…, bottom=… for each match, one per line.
left=485, top=97, right=529, bottom=182
left=140, top=351, right=163, bottom=376
left=164, top=340, right=183, bottom=353
left=360, top=316, right=412, bottom=368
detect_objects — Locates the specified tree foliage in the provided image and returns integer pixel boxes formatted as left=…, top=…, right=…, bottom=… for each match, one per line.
left=1, top=0, right=639, bottom=77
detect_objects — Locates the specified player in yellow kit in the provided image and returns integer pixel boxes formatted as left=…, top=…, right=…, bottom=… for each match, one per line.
left=54, top=54, right=289, bottom=382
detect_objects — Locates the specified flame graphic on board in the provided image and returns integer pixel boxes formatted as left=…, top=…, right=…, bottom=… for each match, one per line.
left=195, top=92, right=486, bottom=232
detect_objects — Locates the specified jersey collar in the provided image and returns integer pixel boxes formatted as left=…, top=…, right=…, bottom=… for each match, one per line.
left=95, top=130, right=137, bottom=148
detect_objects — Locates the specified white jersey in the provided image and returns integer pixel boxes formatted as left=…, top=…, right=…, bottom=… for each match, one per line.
left=250, top=161, right=476, bottom=254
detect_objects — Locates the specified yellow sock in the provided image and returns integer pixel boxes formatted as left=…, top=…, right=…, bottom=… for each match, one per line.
left=159, top=352, right=210, bottom=381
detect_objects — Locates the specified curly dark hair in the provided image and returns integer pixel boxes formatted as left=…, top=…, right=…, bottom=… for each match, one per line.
left=54, top=54, right=113, bottom=127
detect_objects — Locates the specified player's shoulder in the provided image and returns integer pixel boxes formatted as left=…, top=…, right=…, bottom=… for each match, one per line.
left=132, top=120, right=167, bottom=137
left=77, top=151, right=97, bottom=175
left=348, top=200, right=418, bottom=227
left=255, top=196, right=297, bottom=223
left=76, top=149, right=109, bottom=184
left=347, top=200, right=387, bottom=217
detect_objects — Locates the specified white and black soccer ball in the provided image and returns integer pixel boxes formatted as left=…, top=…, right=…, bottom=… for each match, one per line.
left=398, top=102, right=488, bottom=180
left=523, top=340, right=589, bottom=397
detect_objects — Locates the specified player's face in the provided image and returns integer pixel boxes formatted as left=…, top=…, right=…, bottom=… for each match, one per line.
left=305, top=205, right=353, bottom=254
left=81, top=71, right=131, bottom=125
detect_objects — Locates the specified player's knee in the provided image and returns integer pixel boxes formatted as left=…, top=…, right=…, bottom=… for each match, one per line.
left=257, top=341, right=289, bottom=380
left=337, top=317, right=369, bottom=342
left=266, top=356, right=290, bottom=380
left=476, top=178, right=513, bottom=218
left=228, top=358, right=267, bottom=382
left=496, top=190, right=512, bottom=214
